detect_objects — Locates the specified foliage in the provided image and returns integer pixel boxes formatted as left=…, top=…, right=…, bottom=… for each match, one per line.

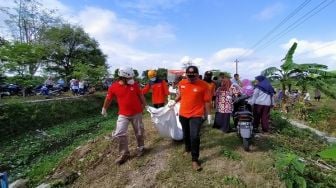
left=4, top=75, right=44, bottom=88
left=222, top=176, right=246, bottom=187
left=0, top=95, right=107, bottom=139
left=73, top=63, right=107, bottom=85
left=141, top=68, right=168, bottom=83
left=318, top=145, right=336, bottom=160
left=0, top=0, right=60, bottom=43
left=40, top=24, right=107, bottom=81
left=275, top=153, right=307, bottom=188
left=271, top=112, right=336, bottom=187
left=0, top=112, right=117, bottom=185
left=261, top=42, right=336, bottom=106
left=220, top=148, right=241, bottom=160
left=0, top=42, right=46, bottom=76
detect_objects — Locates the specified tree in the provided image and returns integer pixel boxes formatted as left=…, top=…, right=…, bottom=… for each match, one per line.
left=1, top=0, right=60, bottom=43
left=73, top=63, right=108, bottom=85
left=40, top=24, right=107, bottom=81
left=0, top=41, right=45, bottom=76
left=261, top=42, right=336, bottom=109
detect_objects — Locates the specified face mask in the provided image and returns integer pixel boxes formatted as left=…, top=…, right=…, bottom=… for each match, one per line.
left=127, top=79, right=135, bottom=85
left=150, top=77, right=156, bottom=82
left=187, top=76, right=197, bottom=83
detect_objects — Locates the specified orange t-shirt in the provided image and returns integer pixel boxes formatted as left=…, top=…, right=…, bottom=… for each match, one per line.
left=178, top=79, right=211, bottom=118
left=206, top=81, right=216, bottom=96
left=142, top=79, right=169, bottom=104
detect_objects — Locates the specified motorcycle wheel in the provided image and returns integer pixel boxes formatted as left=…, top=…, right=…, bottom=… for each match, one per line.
left=243, top=138, right=250, bottom=152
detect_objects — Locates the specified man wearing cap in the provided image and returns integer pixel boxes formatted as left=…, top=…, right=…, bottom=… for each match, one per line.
left=170, top=65, right=211, bottom=171
left=142, top=70, right=169, bottom=108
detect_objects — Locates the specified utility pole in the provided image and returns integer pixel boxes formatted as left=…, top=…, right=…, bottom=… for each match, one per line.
left=234, top=59, right=239, bottom=74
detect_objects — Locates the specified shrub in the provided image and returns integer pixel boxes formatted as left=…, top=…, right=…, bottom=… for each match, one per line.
left=0, top=95, right=109, bottom=139
left=275, top=153, right=306, bottom=188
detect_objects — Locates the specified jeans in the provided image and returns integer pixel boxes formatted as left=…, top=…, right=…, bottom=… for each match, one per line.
left=179, top=116, right=202, bottom=162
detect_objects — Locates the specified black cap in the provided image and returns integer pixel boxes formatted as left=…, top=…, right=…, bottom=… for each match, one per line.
left=186, top=66, right=199, bottom=78
left=205, top=71, right=212, bottom=76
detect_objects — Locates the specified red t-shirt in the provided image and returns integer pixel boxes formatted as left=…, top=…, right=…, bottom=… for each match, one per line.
left=106, top=81, right=143, bottom=116
left=178, top=79, right=211, bottom=118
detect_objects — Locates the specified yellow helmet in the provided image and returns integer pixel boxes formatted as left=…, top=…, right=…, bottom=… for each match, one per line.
left=147, top=70, right=157, bottom=79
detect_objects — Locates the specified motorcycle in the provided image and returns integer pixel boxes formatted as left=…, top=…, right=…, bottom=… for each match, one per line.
left=233, top=95, right=254, bottom=151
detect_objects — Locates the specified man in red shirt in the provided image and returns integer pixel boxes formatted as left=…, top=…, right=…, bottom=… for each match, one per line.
left=101, top=67, right=147, bottom=165
left=170, top=65, right=211, bottom=171
left=142, top=70, right=169, bottom=108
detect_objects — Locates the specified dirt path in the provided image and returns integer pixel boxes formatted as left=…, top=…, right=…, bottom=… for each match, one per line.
left=50, top=115, right=283, bottom=188
left=64, top=117, right=174, bottom=188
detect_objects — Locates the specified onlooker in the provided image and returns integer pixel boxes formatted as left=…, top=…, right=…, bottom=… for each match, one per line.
left=304, top=91, right=311, bottom=102
left=71, top=79, right=79, bottom=96
left=214, top=78, right=240, bottom=132
left=44, top=76, right=54, bottom=90
left=142, top=70, right=169, bottom=108
left=250, top=75, right=275, bottom=133
left=101, top=67, right=147, bottom=165
left=231, top=73, right=242, bottom=87
left=170, top=65, right=211, bottom=171
left=203, top=71, right=216, bottom=124
left=314, top=89, right=321, bottom=102
left=79, top=80, right=85, bottom=95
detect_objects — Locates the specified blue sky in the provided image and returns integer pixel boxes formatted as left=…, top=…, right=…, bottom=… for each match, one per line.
left=1, top=0, right=336, bottom=79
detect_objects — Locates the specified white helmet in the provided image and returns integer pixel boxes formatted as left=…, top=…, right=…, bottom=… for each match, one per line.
left=118, top=67, right=134, bottom=78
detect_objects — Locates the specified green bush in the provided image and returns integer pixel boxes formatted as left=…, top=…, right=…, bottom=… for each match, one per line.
left=275, top=153, right=306, bottom=188
left=0, top=95, right=109, bottom=139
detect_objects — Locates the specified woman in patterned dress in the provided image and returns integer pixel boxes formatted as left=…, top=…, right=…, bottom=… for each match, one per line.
left=213, top=78, right=240, bottom=132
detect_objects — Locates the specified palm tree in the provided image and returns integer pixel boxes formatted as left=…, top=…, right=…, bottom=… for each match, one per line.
left=261, top=42, right=336, bottom=110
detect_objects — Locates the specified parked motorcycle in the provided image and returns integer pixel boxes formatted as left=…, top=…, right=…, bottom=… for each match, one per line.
left=233, top=95, right=254, bottom=151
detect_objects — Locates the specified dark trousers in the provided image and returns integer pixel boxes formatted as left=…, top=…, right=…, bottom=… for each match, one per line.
left=153, top=103, right=165, bottom=108
left=213, top=112, right=231, bottom=132
left=253, top=104, right=271, bottom=132
left=179, top=116, right=202, bottom=162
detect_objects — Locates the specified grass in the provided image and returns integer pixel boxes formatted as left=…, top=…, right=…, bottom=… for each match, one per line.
left=0, top=112, right=117, bottom=186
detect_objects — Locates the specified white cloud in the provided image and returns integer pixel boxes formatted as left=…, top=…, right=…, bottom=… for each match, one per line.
left=115, top=0, right=187, bottom=17
left=254, top=2, right=284, bottom=21
left=76, top=7, right=175, bottom=44
left=282, top=38, right=336, bottom=70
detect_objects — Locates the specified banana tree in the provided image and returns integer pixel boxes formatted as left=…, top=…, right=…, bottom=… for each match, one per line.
left=261, top=42, right=336, bottom=110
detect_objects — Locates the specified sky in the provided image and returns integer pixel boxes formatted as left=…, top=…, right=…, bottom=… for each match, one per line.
left=0, top=0, right=336, bottom=79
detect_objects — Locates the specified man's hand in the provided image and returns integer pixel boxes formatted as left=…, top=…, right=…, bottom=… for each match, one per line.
left=101, top=108, right=107, bottom=117
left=207, top=114, right=212, bottom=125
left=167, top=100, right=176, bottom=108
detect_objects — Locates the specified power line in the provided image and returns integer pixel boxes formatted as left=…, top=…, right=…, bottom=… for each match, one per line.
left=255, top=0, right=335, bottom=53
left=294, top=41, right=336, bottom=59
left=240, top=0, right=312, bottom=58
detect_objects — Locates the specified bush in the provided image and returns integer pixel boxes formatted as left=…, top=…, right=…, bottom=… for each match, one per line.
left=0, top=95, right=109, bottom=139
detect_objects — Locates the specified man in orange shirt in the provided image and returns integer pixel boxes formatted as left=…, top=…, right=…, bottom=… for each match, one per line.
left=142, top=70, right=169, bottom=108
left=203, top=71, right=216, bottom=124
left=170, top=65, right=211, bottom=171
left=101, top=67, right=147, bottom=165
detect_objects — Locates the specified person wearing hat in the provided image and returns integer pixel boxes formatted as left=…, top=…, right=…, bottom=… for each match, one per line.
left=169, top=65, right=211, bottom=171
left=142, top=70, right=169, bottom=108
left=250, top=75, right=275, bottom=133
left=101, top=67, right=147, bottom=165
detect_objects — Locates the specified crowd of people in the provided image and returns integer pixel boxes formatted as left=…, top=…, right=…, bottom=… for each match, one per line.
left=39, top=77, right=91, bottom=96
left=101, top=65, right=280, bottom=171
